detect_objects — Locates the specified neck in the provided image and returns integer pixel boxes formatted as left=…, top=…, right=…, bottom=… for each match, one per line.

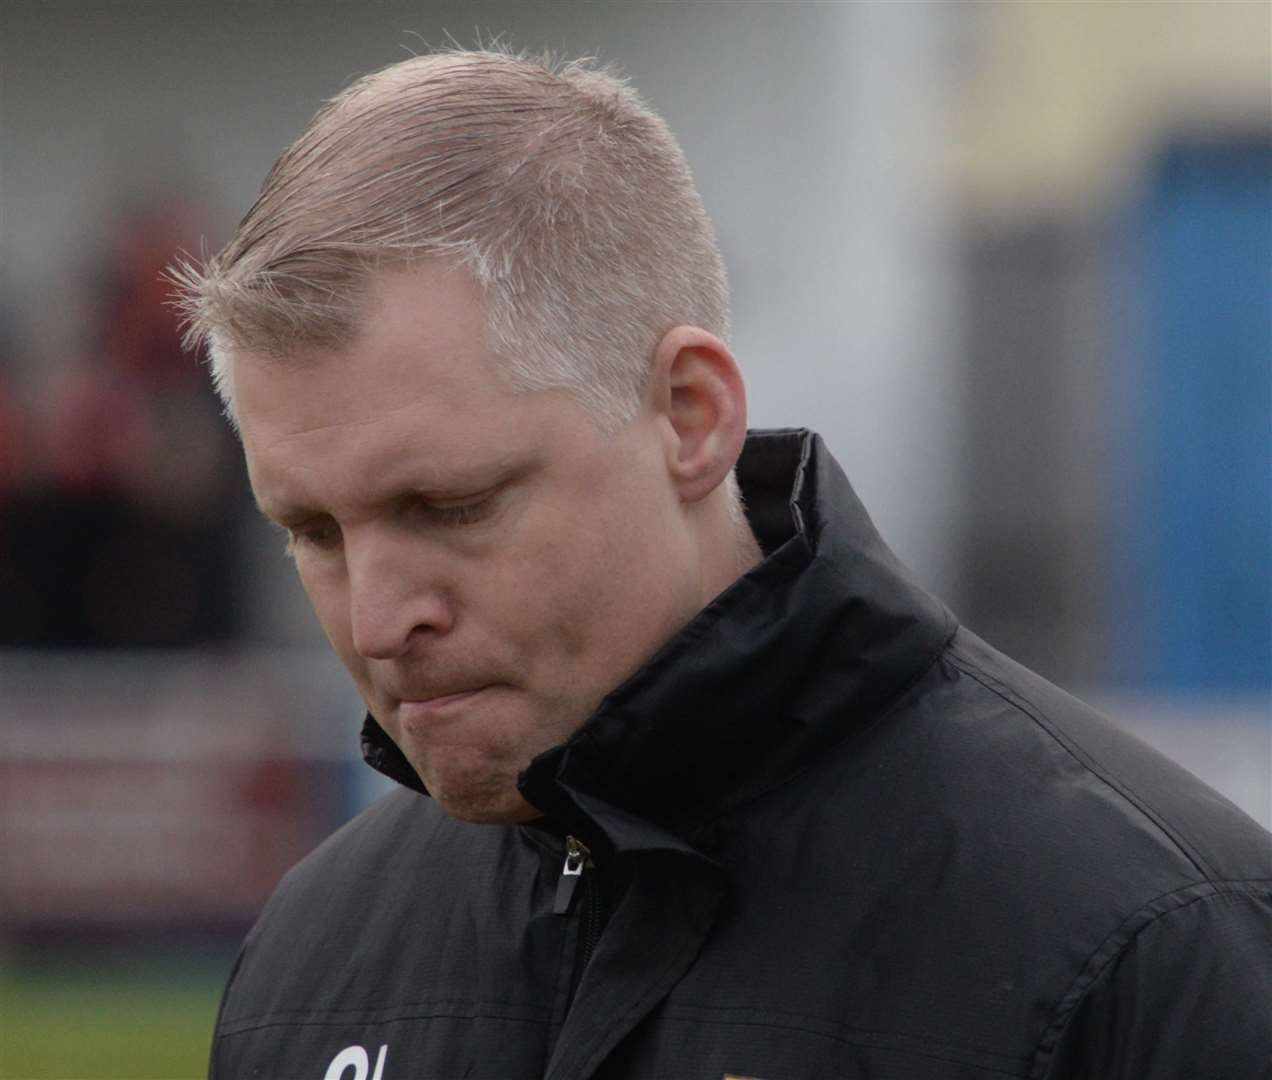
left=695, top=480, right=764, bottom=607
left=733, top=520, right=764, bottom=577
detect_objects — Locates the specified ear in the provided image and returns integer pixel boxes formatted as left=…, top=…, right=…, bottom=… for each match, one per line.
left=646, top=325, right=748, bottom=504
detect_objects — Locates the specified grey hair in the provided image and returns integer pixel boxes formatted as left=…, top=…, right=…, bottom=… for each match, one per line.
left=169, top=46, right=731, bottom=432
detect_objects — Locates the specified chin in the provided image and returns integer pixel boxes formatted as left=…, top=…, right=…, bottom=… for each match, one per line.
left=439, top=796, right=543, bottom=825
left=429, top=776, right=543, bottom=825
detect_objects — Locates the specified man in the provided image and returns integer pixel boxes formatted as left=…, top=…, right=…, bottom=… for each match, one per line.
left=174, top=49, right=1272, bottom=1080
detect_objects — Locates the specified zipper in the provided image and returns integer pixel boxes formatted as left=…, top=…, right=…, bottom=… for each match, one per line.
left=553, top=835, right=605, bottom=1001
left=553, top=835, right=590, bottom=915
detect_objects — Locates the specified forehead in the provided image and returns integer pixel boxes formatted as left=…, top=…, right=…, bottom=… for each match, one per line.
left=233, top=264, right=503, bottom=431
left=230, top=265, right=552, bottom=513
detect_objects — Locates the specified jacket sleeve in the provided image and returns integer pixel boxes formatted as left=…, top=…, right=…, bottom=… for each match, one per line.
left=1043, top=886, right=1272, bottom=1079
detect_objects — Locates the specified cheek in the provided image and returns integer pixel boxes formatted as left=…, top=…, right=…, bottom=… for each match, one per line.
left=520, top=530, right=616, bottom=657
left=530, top=499, right=684, bottom=670
left=478, top=504, right=627, bottom=670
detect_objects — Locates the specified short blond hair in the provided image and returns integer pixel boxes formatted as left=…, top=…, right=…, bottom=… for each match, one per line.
left=171, top=48, right=731, bottom=430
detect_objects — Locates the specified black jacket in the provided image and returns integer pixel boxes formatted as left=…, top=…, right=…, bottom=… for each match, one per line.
left=212, top=430, right=1272, bottom=1079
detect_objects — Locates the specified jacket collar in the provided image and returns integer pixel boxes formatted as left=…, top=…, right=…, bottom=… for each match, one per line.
left=362, top=429, right=955, bottom=843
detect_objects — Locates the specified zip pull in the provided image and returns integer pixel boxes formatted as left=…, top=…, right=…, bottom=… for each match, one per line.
left=553, top=835, right=590, bottom=915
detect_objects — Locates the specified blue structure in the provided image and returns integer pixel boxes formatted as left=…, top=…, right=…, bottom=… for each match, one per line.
left=1120, top=135, right=1272, bottom=692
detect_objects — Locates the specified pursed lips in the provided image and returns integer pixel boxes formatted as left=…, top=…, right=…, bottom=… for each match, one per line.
left=395, top=686, right=494, bottom=723
left=412, top=687, right=484, bottom=707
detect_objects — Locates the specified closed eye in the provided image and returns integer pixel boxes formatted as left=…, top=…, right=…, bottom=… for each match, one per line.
left=274, top=482, right=506, bottom=558
left=283, top=516, right=342, bottom=557
left=429, top=500, right=495, bottom=527
left=400, top=489, right=500, bottom=529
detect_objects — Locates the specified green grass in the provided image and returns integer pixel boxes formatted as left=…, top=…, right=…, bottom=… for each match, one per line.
left=0, top=947, right=231, bottom=1080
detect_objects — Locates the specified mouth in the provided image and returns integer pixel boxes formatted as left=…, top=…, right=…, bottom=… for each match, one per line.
left=396, top=686, right=492, bottom=726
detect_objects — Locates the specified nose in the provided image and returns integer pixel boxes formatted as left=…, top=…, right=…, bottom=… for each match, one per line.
left=345, top=529, right=455, bottom=660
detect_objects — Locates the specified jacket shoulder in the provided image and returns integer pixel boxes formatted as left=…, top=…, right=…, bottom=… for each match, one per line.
left=932, top=631, right=1272, bottom=1076
left=218, top=788, right=506, bottom=1032
left=209, top=790, right=561, bottom=1078
left=691, top=626, right=1272, bottom=1075
left=270, top=785, right=449, bottom=899
left=1040, top=884, right=1272, bottom=1078
left=941, top=628, right=1272, bottom=885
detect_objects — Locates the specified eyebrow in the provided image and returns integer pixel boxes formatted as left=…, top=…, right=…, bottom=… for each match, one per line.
left=254, top=457, right=529, bottom=527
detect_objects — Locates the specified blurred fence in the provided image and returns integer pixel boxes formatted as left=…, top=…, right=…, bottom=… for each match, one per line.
left=0, top=650, right=369, bottom=943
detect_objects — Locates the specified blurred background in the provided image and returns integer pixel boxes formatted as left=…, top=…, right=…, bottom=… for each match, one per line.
left=1, top=2, right=1268, bottom=1076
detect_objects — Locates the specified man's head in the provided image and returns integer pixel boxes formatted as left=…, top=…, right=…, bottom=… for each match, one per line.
left=173, top=49, right=758, bottom=823
left=174, top=47, right=730, bottom=429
